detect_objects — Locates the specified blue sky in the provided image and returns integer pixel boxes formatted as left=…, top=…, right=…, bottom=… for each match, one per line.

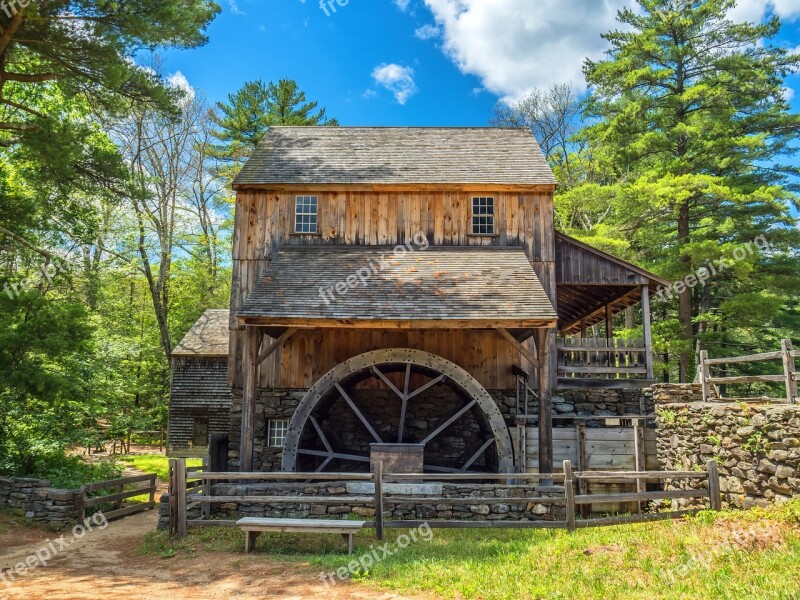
left=158, top=0, right=800, bottom=126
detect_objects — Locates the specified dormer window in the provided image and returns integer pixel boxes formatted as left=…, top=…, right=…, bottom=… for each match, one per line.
left=471, top=196, right=495, bottom=235
left=295, top=195, right=318, bottom=233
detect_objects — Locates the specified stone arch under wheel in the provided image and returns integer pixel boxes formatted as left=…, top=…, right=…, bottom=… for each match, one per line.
left=281, top=348, right=514, bottom=473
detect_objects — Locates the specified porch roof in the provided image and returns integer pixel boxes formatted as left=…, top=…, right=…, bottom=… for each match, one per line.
left=238, top=245, right=557, bottom=329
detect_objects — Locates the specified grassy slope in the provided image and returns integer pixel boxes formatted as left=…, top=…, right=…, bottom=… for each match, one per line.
left=139, top=502, right=800, bottom=599
left=120, top=454, right=202, bottom=482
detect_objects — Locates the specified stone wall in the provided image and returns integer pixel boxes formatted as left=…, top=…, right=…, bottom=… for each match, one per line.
left=157, top=480, right=564, bottom=530
left=0, top=477, right=82, bottom=527
left=229, top=387, right=653, bottom=471
left=654, top=384, right=800, bottom=509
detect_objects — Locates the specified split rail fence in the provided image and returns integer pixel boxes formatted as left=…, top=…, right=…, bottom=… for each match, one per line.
left=80, top=472, right=157, bottom=522
left=699, top=339, right=798, bottom=404
left=168, top=459, right=721, bottom=540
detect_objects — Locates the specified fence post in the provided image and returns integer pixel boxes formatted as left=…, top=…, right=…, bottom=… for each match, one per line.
left=79, top=485, right=87, bottom=523
left=707, top=460, right=721, bottom=511
left=563, top=460, right=576, bottom=532
left=374, top=460, right=384, bottom=541
left=201, top=456, right=210, bottom=519
left=782, top=339, right=797, bottom=405
left=699, top=350, right=710, bottom=401
left=634, top=423, right=646, bottom=515
left=168, top=458, right=177, bottom=536
left=175, top=458, right=188, bottom=538
left=148, top=475, right=156, bottom=510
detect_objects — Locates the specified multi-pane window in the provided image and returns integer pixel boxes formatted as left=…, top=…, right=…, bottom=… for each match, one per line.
left=294, top=195, right=318, bottom=233
left=268, top=419, right=289, bottom=448
left=471, top=196, right=495, bottom=235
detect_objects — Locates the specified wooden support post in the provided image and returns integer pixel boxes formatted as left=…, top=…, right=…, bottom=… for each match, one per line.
left=782, top=339, right=797, bottom=405
left=175, top=458, right=188, bottom=539
left=240, top=327, right=259, bottom=472
left=634, top=423, right=646, bottom=515
left=579, top=320, right=586, bottom=340
left=575, top=422, right=589, bottom=517
left=534, top=328, right=553, bottom=483
left=168, top=459, right=176, bottom=536
left=641, top=285, right=654, bottom=380
left=374, top=460, right=384, bottom=541
left=699, top=350, right=710, bottom=402
left=201, top=456, right=210, bottom=519
left=707, top=460, right=721, bottom=511
left=563, top=460, right=577, bottom=532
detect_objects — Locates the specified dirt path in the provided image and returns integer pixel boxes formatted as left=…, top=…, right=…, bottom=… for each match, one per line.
left=0, top=507, right=420, bottom=600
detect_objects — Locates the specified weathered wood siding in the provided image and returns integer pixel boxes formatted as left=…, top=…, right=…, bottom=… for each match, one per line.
left=229, top=189, right=556, bottom=391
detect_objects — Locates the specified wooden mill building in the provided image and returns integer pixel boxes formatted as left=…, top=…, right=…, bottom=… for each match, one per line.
left=202, top=127, right=667, bottom=476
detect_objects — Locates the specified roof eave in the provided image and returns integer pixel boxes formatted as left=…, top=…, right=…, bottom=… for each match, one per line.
left=232, top=182, right=556, bottom=192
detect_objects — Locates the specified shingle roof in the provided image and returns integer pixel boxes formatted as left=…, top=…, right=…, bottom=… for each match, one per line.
left=238, top=246, right=557, bottom=324
left=172, top=309, right=230, bottom=357
left=233, top=127, right=556, bottom=187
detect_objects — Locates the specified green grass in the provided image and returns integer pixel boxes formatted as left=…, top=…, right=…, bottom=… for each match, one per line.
left=119, top=454, right=202, bottom=482
left=138, top=502, right=800, bottom=600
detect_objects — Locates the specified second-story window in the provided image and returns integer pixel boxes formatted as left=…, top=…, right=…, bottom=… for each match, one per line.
left=295, top=195, right=318, bottom=234
left=471, top=196, right=495, bottom=235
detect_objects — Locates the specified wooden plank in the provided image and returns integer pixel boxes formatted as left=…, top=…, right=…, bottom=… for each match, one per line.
left=374, top=460, right=384, bottom=541
left=574, top=489, right=709, bottom=505
left=379, top=520, right=566, bottom=530
left=82, top=473, right=156, bottom=492
left=255, top=328, right=298, bottom=366
left=557, top=346, right=647, bottom=353
left=575, top=471, right=708, bottom=480
left=705, top=351, right=784, bottom=365
left=576, top=509, right=700, bottom=528
left=641, top=285, right=654, bottom=380
left=707, top=460, right=721, bottom=511
left=102, top=502, right=155, bottom=521
left=190, top=495, right=375, bottom=504
left=782, top=339, right=797, bottom=405
left=84, top=486, right=157, bottom=508
left=496, top=327, right=538, bottom=369
left=708, top=375, right=785, bottom=384
left=176, top=459, right=187, bottom=539
left=559, top=366, right=648, bottom=375
left=191, top=472, right=373, bottom=482
left=563, top=460, right=576, bottom=532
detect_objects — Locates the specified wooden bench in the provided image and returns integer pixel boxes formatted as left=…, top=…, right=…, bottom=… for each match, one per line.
left=236, top=517, right=367, bottom=554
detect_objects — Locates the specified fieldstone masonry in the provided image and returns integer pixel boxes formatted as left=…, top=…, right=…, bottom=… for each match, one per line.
left=654, top=383, right=800, bottom=508
left=0, top=477, right=82, bottom=527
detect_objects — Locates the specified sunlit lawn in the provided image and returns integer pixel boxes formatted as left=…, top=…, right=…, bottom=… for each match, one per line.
left=138, top=501, right=800, bottom=599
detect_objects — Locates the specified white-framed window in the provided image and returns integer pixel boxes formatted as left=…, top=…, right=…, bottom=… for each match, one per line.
left=471, top=196, right=495, bottom=235
left=294, top=195, right=319, bottom=233
left=268, top=419, right=289, bottom=448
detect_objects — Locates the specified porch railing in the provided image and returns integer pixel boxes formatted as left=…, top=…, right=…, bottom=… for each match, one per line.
left=558, top=337, right=650, bottom=380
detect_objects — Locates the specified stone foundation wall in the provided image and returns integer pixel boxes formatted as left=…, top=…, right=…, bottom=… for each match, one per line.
left=229, top=387, right=653, bottom=471
left=0, top=477, right=82, bottom=527
left=654, top=384, right=800, bottom=509
left=157, top=481, right=564, bottom=530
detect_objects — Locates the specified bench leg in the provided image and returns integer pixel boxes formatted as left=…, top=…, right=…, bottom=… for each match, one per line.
left=341, top=533, right=354, bottom=555
left=245, top=531, right=260, bottom=553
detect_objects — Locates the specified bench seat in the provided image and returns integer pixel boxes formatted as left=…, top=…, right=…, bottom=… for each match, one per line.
left=236, top=517, right=367, bottom=554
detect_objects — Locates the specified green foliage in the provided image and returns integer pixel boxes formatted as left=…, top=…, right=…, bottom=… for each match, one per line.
left=210, top=78, right=338, bottom=177
left=658, top=409, right=677, bottom=425
left=743, top=431, right=771, bottom=455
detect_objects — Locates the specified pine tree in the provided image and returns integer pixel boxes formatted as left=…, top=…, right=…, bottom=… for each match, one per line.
left=210, top=79, right=338, bottom=174
left=583, top=0, right=800, bottom=380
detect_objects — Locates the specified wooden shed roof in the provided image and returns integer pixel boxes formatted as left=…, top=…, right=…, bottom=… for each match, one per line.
left=233, top=127, right=556, bottom=188
left=238, top=246, right=557, bottom=329
left=172, top=309, right=230, bottom=357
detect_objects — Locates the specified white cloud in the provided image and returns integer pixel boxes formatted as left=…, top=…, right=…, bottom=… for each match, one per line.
left=371, top=63, right=419, bottom=104
left=784, top=86, right=796, bottom=101
left=229, top=0, right=245, bottom=15
left=421, top=0, right=628, bottom=102
left=415, top=23, right=441, bottom=40
left=420, top=0, right=800, bottom=103
left=394, top=0, right=411, bottom=11
left=728, top=0, right=800, bottom=22
left=168, top=71, right=196, bottom=104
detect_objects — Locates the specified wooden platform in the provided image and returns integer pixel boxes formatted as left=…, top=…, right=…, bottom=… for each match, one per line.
left=236, top=517, right=367, bottom=554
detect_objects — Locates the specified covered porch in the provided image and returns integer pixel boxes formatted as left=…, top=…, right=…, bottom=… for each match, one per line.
left=554, top=233, right=669, bottom=389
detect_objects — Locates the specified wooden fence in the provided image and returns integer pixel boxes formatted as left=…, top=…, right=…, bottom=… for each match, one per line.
left=699, top=339, right=798, bottom=404
left=80, top=473, right=157, bottom=522
left=168, top=458, right=720, bottom=539
left=558, top=337, right=651, bottom=381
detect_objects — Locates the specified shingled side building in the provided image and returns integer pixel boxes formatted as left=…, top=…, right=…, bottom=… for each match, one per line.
left=169, top=309, right=232, bottom=457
